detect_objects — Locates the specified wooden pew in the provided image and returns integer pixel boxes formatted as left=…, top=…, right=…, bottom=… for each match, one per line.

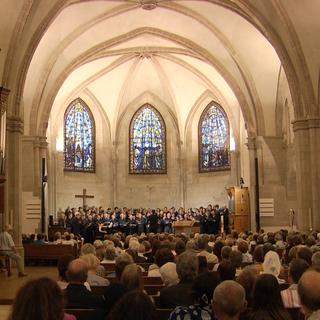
left=24, top=244, right=78, bottom=263
left=91, top=284, right=164, bottom=297
left=106, top=276, right=163, bottom=285
left=65, top=309, right=96, bottom=320
left=156, top=308, right=173, bottom=320
left=0, top=255, right=11, bottom=276
left=101, top=262, right=152, bottom=273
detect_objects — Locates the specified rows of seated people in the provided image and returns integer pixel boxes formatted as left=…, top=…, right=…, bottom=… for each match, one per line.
left=8, top=229, right=320, bottom=320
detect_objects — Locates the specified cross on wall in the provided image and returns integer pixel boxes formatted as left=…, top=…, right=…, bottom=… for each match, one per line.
left=75, top=188, right=94, bottom=208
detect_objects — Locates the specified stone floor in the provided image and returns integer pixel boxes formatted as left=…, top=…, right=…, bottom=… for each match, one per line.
left=0, top=266, right=58, bottom=320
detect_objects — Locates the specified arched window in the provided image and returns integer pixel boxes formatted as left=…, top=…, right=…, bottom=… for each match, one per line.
left=64, top=98, right=95, bottom=172
left=129, top=104, right=166, bottom=174
left=199, top=101, right=230, bottom=172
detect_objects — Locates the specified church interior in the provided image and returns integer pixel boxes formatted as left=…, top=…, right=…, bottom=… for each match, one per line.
left=0, top=0, right=320, bottom=319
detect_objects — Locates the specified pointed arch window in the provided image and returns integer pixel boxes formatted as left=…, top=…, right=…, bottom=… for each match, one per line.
left=64, top=98, right=95, bottom=172
left=129, top=104, right=166, bottom=174
left=199, top=101, right=230, bottom=172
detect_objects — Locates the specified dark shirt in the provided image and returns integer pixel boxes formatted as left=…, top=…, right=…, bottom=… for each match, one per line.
left=63, top=283, right=105, bottom=309
left=160, top=280, right=194, bottom=308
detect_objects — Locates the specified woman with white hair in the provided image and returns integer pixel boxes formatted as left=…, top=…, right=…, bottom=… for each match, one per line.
left=80, top=253, right=109, bottom=286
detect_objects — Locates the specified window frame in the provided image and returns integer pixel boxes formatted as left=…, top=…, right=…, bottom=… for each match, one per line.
left=129, top=103, right=167, bottom=174
left=64, top=98, right=96, bottom=173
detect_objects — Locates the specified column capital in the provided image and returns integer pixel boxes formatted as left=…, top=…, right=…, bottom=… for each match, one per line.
left=0, top=87, right=10, bottom=115
left=6, top=116, right=23, bottom=134
left=292, top=117, right=320, bottom=132
left=246, top=136, right=256, bottom=150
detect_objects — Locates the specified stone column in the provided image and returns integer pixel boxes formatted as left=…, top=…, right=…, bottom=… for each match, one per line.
left=293, top=118, right=320, bottom=231
left=0, top=87, right=9, bottom=230
left=112, top=140, right=118, bottom=207
left=6, top=116, right=23, bottom=245
left=246, top=137, right=257, bottom=231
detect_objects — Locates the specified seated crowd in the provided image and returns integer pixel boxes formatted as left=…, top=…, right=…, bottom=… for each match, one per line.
left=8, top=229, right=320, bottom=320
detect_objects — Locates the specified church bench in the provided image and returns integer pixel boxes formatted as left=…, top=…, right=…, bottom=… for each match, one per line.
left=23, top=244, right=78, bottom=262
left=156, top=308, right=173, bottom=320
left=65, top=309, right=96, bottom=320
left=91, top=284, right=164, bottom=297
left=0, top=255, right=11, bottom=276
left=105, top=276, right=163, bottom=285
left=144, top=284, right=165, bottom=295
left=101, top=262, right=152, bottom=272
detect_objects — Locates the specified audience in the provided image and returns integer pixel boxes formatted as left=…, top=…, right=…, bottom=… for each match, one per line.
left=11, top=226, right=320, bottom=320
left=169, top=271, right=221, bottom=320
left=106, top=290, right=158, bottom=320
left=212, top=280, right=247, bottom=320
left=121, top=264, right=144, bottom=292
left=8, top=277, right=75, bottom=320
left=298, top=270, right=320, bottom=320
left=80, top=253, right=110, bottom=286
left=63, top=258, right=105, bottom=310
left=281, top=258, right=309, bottom=309
left=160, top=251, right=198, bottom=308
left=251, top=273, right=291, bottom=320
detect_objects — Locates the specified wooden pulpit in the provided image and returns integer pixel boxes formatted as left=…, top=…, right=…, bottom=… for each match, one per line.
left=172, top=221, right=199, bottom=235
left=227, top=186, right=250, bottom=232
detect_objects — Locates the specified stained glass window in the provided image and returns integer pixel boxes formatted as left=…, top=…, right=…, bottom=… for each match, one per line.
left=64, top=98, right=95, bottom=172
left=199, top=102, right=230, bottom=172
left=129, top=104, right=166, bottom=174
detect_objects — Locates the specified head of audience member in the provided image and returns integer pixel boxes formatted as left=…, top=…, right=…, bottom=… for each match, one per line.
left=237, top=240, right=249, bottom=254
left=192, top=272, right=221, bottom=306
left=197, top=235, right=208, bottom=251
left=262, top=242, right=274, bottom=257
left=186, top=239, right=197, bottom=251
left=57, top=254, right=74, bottom=282
left=236, top=266, right=259, bottom=308
left=66, top=258, right=88, bottom=284
left=121, top=264, right=143, bottom=292
left=159, top=262, right=179, bottom=286
left=80, top=253, right=100, bottom=274
left=176, top=251, right=198, bottom=282
left=262, top=250, right=282, bottom=278
left=154, top=247, right=174, bottom=268
left=305, top=236, right=316, bottom=248
left=253, top=245, right=264, bottom=263
left=81, top=243, right=96, bottom=256
left=221, top=246, right=232, bottom=260
left=104, top=246, right=116, bottom=261
left=9, top=277, right=64, bottom=320
left=297, top=246, right=313, bottom=265
left=312, top=252, right=320, bottom=270
left=217, top=259, right=236, bottom=281
left=3, top=224, right=13, bottom=232
left=230, top=250, right=242, bottom=269
left=298, top=270, right=320, bottom=316
left=252, top=274, right=289, bottom=319
left=106, top=290, right=157, bottom=320
left=213, top=240, right=225, bottom=261
left=198, top=255, right=209, bottom=274
left=212, top=280, right=246, bottom=320
left=288, top=258, right=309, bottom=284
left=175, top=239, right=186, bottom=256
left=141, top=240, right=151, bottom=253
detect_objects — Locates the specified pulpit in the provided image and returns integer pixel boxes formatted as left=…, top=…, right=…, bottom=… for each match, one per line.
left=226, top=186, right=250, bottom=232
left=172, top=221, right=200, bottom=235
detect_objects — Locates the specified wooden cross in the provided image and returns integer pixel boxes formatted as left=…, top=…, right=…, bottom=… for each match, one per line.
left=75, top=188, right=94, bottom=208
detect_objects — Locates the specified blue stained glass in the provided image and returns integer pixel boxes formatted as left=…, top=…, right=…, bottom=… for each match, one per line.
left=64, top=98, right=95, bottom=172
left=199, top=102, right=230, bottom=172
left=130, top=104, right=166, bottom=174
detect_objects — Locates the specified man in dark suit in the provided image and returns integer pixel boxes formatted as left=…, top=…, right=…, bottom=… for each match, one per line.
left=160, top=251, right=198, bottom=308
left=64, top=258, right=105, bottom=309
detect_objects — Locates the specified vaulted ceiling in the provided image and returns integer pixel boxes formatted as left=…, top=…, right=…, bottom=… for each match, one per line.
left=1, top=0, right=319, bottom=140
